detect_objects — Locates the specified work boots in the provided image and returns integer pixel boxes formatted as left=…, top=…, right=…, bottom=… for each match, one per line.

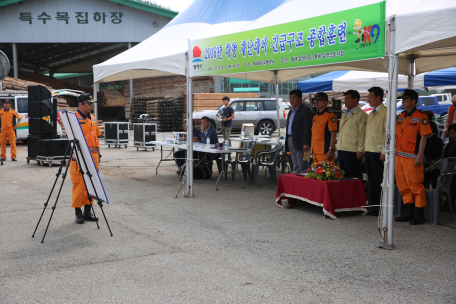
left=395, top=203, right=415, bottom=222
left=75, top=208, right=84, bottom=224
left=409, top=207, right=426, bottom=225
left=83, top=204, right=98, bottom=222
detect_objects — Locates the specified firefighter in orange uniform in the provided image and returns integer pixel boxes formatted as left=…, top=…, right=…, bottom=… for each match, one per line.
left=394, top=90, right=432, bottom=225
left=70, top=93, right=102, bottom=224
left=0, top=99, right=22, bottom=161
left=311, top=92, right=338, bottom=163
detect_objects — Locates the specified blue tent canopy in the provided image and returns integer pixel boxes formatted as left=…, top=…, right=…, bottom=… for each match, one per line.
left=297, top=67, right=456, bottom=93
left=423, top=67, right=456, bottom=87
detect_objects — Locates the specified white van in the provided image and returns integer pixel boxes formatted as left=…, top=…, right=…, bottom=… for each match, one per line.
left=0, top=91, right=62, bottom=142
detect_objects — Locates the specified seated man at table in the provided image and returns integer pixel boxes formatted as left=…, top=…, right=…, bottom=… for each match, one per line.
left=198, top=116, right=219, bottom=149
left=174, top=120, right=201, bottom=174
left=199, top=116, right=221, bottom=171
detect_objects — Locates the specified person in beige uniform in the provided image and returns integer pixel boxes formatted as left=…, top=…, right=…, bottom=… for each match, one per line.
left=364, top=87, right=387, bottom=216
left=337, top=90, right=367, bottom=179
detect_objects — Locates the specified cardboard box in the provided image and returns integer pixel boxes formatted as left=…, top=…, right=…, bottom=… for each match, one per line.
left=242, top=123, right=255, bottom=137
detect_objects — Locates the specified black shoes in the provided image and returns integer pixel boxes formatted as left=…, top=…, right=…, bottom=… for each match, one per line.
left=176, top=167, right=185, bottom=175
left=11, top=158, right=17, bottom=161
left=395, top=204, right=426, bottom=225
left=83, top=205, right=98, bottom=222
left=409, top=207, right=426, bottom=225
left=0, top=158, right=6, bottom=161
left=75, top=208, right=84, bottom=224
left=75, top=206, right=98, bottom=223
left=395, top=203, right=415, bottom=222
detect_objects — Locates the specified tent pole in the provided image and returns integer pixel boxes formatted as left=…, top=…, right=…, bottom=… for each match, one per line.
left=94, top=83, right=98, bottom=120
left=274, top=71, right=280, bottom=137
left=185, top=49, right=194, bottom=197
left=384, top=17, right=398, bottom=249
left=407, top=56, right=415, bottom=89
left=128, top=43, right=134, bottom=122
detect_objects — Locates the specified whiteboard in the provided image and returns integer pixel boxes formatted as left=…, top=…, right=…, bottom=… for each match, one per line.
left=59, top=110, right=109, bottom=204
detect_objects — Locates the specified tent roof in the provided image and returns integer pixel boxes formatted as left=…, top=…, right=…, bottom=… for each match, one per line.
left=93, top=0, right=288, bottom=83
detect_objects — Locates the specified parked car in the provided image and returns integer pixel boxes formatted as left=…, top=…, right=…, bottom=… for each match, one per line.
left=193, top=98, right=287, bottom=135
left=396, top=96, right=452, bottom=115
left=430, top=93, right=451, bottom=103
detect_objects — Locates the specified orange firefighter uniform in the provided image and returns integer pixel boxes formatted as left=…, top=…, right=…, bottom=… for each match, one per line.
left=395, top=108, right=432, bottom=208
left=311, top=108, right=338, bottom=162
left=70, top=110, right=101, bottom=208
left=0, top=108, right=22, bottom=159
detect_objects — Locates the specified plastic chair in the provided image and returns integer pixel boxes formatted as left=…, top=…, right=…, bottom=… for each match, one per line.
left=252, top=143, right=282, bottom=186
left=424, top=157, right=456, bottom=225
left=276, top=145, right=291, bottom=174
left=237, top=141, right=256, bottom=182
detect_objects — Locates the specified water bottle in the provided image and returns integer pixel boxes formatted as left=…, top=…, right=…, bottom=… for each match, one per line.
left=162, top=132, right=165, bottom=142
left=206, top=137, right=210, bottom=147
left=241, top=130, right=245, bottom=139
left=259, top=133, right=262, bottom=142
left=224, top=138, right=229, bottom=150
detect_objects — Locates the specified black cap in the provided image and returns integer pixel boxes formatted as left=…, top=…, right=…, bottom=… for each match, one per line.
left=77, top=93, right=96, bottom=104
left=398, top=89, right=418, bottom=101
left=315, top=92, right=328, bottom=100
left=3, top=99, right=11, bottom=104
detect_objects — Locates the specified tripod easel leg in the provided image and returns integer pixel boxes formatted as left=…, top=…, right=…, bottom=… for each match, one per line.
left=87, top=198, right=100, bottom=229
left=97, top=199, right=113, bottom=236
left=33, top=141, right=74, bottom=240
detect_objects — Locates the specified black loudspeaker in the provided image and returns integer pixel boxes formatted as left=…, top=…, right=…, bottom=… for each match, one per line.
left=29, top=119, right=51, bottom=136
left=28, top=85, right=52, bottom=102
left=27, top=85, right=57, bottom=138
left=332, top=99, right=341, bottom=111
left=29, top=100, right=52, bottom=118
left=27, top=136, right=69, bottom=159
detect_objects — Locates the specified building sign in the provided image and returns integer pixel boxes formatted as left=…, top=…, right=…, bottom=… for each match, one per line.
left=189, top=2, right=385, bottom=77
left=19, top=11, right=124, bottom=25
left=0, top=0, right=172, bottom=43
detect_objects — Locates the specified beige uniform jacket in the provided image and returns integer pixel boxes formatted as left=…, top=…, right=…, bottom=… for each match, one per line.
left=365, top=104, right=387, bottom=154
left=336, top=106, right=367, bottom=153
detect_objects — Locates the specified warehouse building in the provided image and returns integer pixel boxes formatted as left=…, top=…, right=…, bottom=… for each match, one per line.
left=0, top=0, right=177, bottom=80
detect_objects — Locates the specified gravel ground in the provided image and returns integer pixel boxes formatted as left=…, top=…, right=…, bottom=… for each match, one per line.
left=0, top=131, right=455, bottom=304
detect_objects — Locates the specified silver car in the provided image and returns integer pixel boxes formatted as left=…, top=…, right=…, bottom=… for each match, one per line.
left=193, top=98, right=287, bottom=135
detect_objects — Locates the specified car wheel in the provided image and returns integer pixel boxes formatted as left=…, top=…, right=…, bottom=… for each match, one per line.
left=257, top=120, right=274, bottom=136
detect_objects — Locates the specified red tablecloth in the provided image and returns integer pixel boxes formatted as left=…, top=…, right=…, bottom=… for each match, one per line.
left=276, top=174, right=367, bottom=219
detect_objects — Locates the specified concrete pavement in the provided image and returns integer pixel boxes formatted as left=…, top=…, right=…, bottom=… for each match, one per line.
left=0, top=133, right=455, bottom=303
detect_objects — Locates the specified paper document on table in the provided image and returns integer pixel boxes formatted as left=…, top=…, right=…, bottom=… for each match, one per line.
left=303, top=150, right=311, bottom=161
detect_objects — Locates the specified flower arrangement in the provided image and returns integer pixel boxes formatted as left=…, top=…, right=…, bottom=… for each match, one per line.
left=305, top=161, right=345, bottom=181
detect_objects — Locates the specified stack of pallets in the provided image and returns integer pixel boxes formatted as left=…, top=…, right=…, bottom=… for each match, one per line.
left=132, top=96, right=186, bottom=132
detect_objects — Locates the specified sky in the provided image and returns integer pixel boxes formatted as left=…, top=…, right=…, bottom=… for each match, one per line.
left=151, top=0, right=194, bottom=13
